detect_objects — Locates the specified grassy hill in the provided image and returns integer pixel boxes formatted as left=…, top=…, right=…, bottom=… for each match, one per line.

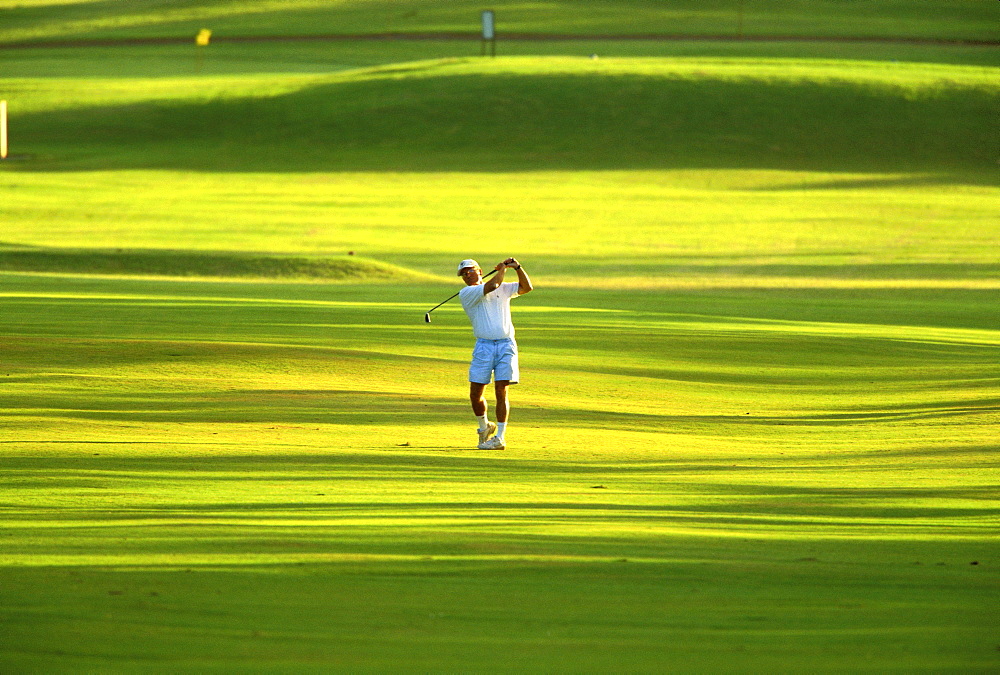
left=12, top=57, right=1000, bottom=176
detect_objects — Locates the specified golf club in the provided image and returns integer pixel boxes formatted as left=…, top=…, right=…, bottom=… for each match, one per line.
left=424, top=268, right=497, bottom=323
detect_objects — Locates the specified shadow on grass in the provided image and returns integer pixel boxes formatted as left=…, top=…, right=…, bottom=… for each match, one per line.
left=748, top=174, right=976, bottom=191
left=2, top=387, right=998, bottom=432
left=4, top=450, right=997, bottom=531
left=8, top=498, right=999, bottom=528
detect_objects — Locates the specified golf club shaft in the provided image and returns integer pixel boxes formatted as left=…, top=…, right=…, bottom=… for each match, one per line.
left=425, top=268, right=497, bottom=318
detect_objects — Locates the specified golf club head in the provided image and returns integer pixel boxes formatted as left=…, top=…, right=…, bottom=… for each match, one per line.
left=424, top=313, right=432, bottom=323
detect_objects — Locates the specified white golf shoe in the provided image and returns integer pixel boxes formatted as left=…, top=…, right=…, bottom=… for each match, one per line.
left=478, top=421, right=497, bottom=445
left=478, top=436, right=505, bottom=450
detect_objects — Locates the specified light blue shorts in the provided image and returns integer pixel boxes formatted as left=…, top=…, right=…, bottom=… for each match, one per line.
left=469, top=338, right=519, bottom=384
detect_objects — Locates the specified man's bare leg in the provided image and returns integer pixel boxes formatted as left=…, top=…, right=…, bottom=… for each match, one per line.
left=470, top=382, right=487, bottom=417
left=494, top=380, right=510, bottom=442
left=493, top=380, right=510, bottom=423
left=470, top=382, right=496, bottom=443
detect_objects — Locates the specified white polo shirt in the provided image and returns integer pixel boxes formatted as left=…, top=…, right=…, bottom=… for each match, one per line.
left=459, top=282, right=520, bottom=340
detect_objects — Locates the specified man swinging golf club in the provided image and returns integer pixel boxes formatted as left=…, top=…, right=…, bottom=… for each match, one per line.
left=457, top=257, right=533, bottom=449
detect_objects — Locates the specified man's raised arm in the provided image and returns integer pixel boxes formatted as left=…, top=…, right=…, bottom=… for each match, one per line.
left=482, top=262, right=507, bottom=295
left=505, top=258, right=532, bottom=295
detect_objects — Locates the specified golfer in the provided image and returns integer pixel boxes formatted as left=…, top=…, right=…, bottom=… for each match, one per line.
left=457, top=257, right=533, bottom=449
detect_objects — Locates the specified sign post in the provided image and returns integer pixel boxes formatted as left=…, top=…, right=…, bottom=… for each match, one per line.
left=1, top=100, right=7, bottom=160
left=481, top=10, right=495, bottom=57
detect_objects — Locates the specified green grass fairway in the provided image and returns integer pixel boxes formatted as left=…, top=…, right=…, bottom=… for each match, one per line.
left=2, top=2, right=999, bottom=671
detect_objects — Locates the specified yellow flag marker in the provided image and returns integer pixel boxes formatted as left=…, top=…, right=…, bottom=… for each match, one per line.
left=196, top=29, right=212, bottom=46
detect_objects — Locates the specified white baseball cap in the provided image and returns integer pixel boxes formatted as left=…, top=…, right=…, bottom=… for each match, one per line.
left=457, top=259, right=480, bottom=275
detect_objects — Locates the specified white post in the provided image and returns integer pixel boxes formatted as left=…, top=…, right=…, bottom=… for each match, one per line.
left=1, top=100, right=7, bottom=160
left=481, top=10, right=496, bottom=57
